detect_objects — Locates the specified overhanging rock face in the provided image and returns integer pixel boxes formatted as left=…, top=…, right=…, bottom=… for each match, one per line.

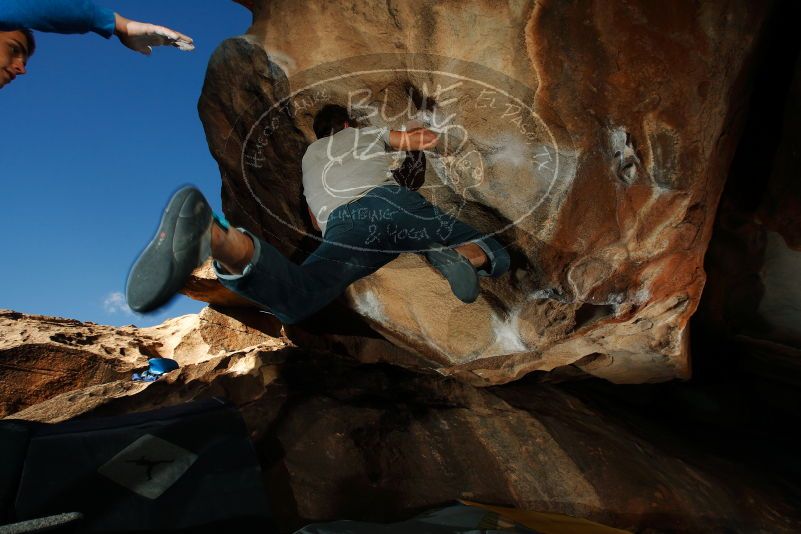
left=196, top=0, right=768, bottom=385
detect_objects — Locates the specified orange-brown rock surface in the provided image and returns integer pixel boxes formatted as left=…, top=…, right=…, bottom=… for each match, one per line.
left=192, top=0, right=771, bottom=385
left=2, top=309, right=798, bottom=533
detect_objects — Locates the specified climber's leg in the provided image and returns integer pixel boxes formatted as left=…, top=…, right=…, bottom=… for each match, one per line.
left=214, top=203, right=399, bottom=324
left=438, top=217, right=511, bottom=278
left=126, top=186, right=216, bottom=313
left=365, top=185, right=511, bottom=277
left=344, top=185, right=505, bottom=302
left=125, top=185, right=394, bottom=321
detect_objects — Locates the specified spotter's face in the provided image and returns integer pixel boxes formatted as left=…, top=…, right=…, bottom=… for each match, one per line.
left=0, top=30, right=29, bottom=89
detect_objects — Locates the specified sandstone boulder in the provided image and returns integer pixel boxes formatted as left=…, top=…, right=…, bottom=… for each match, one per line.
left=194, top=0, right=771, bottom=385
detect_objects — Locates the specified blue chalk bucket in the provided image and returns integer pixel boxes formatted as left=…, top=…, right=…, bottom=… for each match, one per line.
left=148, top=358, right=180, bottom=375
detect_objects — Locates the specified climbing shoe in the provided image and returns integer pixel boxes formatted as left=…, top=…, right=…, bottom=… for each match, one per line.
left=424, top=245, right=480, bottom=303
left=126, top=186, right=213, bottom=313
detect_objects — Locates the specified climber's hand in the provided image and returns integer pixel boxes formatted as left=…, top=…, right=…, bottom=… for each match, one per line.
left=390, top=128, right=440, bottom=151
left=114, top=14, right=194, bottom=56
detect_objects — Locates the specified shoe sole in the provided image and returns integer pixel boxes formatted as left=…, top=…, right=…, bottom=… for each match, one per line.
left=126, top=186, right=212, bottom=313
left=425, top=247, right=480, bottom=303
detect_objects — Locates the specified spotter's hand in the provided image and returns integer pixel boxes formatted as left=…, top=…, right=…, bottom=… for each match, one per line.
left=114, top=14, right=194, bottom=55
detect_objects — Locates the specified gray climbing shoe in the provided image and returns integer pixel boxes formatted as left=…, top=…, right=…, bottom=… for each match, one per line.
left=424, top=245, right=480, bottom=303
left=126, top=186, right=213, bottom=313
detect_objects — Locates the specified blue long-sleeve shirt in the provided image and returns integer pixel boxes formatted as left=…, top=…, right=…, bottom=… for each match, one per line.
left=0, top=0, right=116, bottom=38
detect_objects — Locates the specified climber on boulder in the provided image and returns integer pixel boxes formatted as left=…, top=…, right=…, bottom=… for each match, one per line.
left=125, top=104, right=511, bottom=324
left=0, top=0, right=193, bottom=89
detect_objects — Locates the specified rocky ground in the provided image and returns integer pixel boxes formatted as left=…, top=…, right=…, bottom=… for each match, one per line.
left=2, top=307, right=799, bottom=533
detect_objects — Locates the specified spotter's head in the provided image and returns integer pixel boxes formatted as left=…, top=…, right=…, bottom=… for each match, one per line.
left=0, top=29, right=34, bottom=89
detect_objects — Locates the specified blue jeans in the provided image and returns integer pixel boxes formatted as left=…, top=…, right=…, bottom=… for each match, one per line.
left=214, top=185, right=510, bottom=324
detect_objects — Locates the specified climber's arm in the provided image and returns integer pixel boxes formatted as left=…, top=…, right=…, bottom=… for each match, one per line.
left=387, top=128, right=439, bottom=151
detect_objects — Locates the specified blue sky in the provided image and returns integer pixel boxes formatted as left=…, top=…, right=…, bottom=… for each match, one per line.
left=1, top=1, right=252, bottom=327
